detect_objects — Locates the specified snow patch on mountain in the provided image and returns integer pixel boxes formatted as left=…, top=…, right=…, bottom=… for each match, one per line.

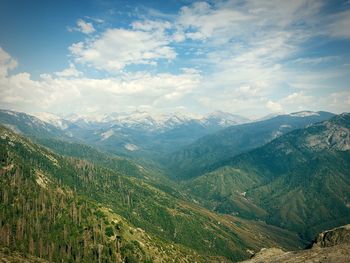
left=105, top=111, right=195, bottom=131
left=124, top=143, right=139, bottom=151
left=199, top=111, right=250, bottom=127
left=280, top=124, right=292, bottom=129
left=65, top=113, right=106, bottom=123
left=34, top=112, right=69, bottom=129
left=100, top=130, right=114, bottom=140
left=3, top=110, right=18, bottom=117
left=64, top=110, right=249, bottom=132
left=289, top=111, right=320, bottom=117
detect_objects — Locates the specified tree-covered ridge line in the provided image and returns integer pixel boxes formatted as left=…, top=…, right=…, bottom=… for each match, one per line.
left=0, top=138, right=126, bottom=262
left=182, top=113, right=350, bottom=240
left=0, top=126, right=217, bottom=262
left=0, top=126, right=303, bottom=262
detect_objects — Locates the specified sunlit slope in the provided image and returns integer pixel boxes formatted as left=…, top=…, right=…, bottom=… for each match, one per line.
left=0, top=126, right=303, bottom=261
left=167, top=111, right=334, bottom=179
left=184, top=113, right=350, bottom=240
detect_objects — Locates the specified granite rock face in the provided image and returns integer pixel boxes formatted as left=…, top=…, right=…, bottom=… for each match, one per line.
left=314, top=224, right=350, bottom=248
left=241, top=225, right=350, bottom=263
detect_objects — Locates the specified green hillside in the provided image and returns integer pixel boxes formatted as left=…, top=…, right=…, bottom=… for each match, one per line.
left=183, top=113, right=350, bottom=240
left=0, top=110, right=70, bottom=140
left=167, top=112, right=334, bottom=179
left=0, top=126, right=303, bottom=262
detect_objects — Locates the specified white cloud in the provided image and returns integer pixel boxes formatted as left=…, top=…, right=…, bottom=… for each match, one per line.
left=69, top=42, right=84, bottom=54
left=328, top=92, right=350, bottom=111
left=173, top=0, right=322, bottom=44
left=0, top=47, right=18, bottom=77
left=238, top=82, right=266, bottom=97
left=85, top=16, right=104, bottom=24
left=55, top=64, right=82, bottom=78
left=327, top=10, right=350, bottom=39
left=70, top=27, right=176, bottom=72
left=177, top=1, right=249, bottom=41
left=266, top=100, right=283, bottom=113
left=242, top=0, right=322, bottom=28
left=70, top=19, right=96, bottom=34
left=292, top=56, right=339, bottom=65
left=77, top=19, right=95, bottom=34
left=278, top=91, right=314, bottom=112
left=287, top=68, right=346, bottom=90
left=0, top=48, right=200, bottom=114
left=131, top=19, right=171, bottom=32
left=281, top=92, right=312, bottom=105
left=67, top=0, right=343, bottom=99
left=170, top=1, right=326, bottom=114
left=2, top=1, right=350, bottom=117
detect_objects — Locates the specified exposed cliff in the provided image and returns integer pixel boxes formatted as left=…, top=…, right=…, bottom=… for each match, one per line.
left=241, top=224, right=350, bottom=263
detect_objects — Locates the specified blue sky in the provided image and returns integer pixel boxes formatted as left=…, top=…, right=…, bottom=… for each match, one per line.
left=0, top=0, right=350, bottom=118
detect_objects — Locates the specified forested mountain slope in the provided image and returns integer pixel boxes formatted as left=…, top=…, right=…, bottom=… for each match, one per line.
left=0, top=109, right=70, bottom=140
left=0, top=126, right=303, bottom=262
left=183, top=113, right=350, bottom=240
left=167, top=111, right=334, bottom=179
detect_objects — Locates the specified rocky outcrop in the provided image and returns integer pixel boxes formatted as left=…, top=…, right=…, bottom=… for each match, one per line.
left=241, top=225, right=350, bottom=263
left=305, top=113, right=350, bottom=152
left=314, top=224, right=350, bottom=248
left=306, top=123, right=350, bottom=152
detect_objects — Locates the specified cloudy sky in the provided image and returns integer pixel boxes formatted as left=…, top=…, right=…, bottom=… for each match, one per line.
left=0, top=0, right=350, bottom=118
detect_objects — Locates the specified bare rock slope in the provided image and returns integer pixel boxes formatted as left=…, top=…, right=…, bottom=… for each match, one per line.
left=241, top=225, right=350, bottom=263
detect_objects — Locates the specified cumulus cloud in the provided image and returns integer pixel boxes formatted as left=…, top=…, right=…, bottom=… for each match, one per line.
left=66, top=0, right=348, bottom=101
left=0, top=48, right=199, bottom=114
left=328, top=92, right=350, bottom=111
left=266, top=100, right=283, bottom=113
left=173, top=0, right=322, bottom=44
left=2, top=0, right=350, bottom=117
left=176, top=1, right=249, bottom=41
left=281, top=92, right=312, bottom=105
left=70, top=27, right=176, bottom=72
left=166, top=0, right=350, bottom=117
left=54, top=64, right=82, bottom=78
left=69, top=19, right=95, bottom=34
left=162, top=1, right=325, bottom=115
left=131, top=19, right=171, bottom=32
left=0, top=47, right=18, bottom=77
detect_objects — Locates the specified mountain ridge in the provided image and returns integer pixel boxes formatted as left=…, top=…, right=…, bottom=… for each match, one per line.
left=0, top=109, right=251, bottom=159
left=166, top=110, right=335, bottom=179
left=182, top=113, right=350, bottom=239
left=39, top=110, right=250, bottom=131
left=0, top=125, right=303, bottom=262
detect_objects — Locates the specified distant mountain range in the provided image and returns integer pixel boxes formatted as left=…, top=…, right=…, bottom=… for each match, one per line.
left=0, top=109, right=70, bottom=139
left=0, top=109, right=250, bottom=158
left=165, top=111, right=335, bottom=179
left=36, top=110, right=249, bottom=131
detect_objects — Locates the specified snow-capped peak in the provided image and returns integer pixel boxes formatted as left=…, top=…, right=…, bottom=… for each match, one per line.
left=64, top=113, right=106, bottom=123
left=33, top=112, right=69, bottom=130
left=103, top=111, right=195, bottom=131
left=200, top=111, right=250, bottom=127
left=37, top=110, right=250, bottom=131
left=289, top=111, right=320, bottom=117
